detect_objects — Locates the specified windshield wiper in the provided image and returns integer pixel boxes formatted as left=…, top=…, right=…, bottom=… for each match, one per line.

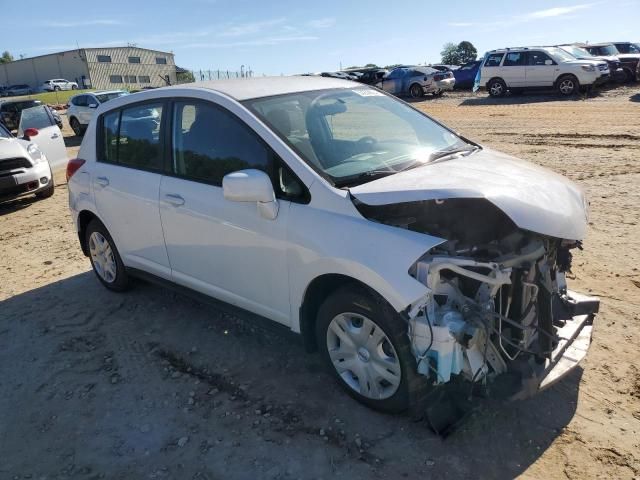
left=428, top=145, right=479, bottom=163
left=335, top=169, right=398, bottom=188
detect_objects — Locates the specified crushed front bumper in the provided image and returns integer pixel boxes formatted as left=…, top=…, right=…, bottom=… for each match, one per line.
left=510, top=290, right=599, bottom=400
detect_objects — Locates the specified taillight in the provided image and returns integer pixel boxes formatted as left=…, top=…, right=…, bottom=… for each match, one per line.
left=66, top=158, right=86, bottom=181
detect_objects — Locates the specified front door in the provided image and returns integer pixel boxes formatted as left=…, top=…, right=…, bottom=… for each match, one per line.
left=159, top=99, right=291, bottom=325
left=91, top=101, right=171, bottom=278
left=525, top=51, right=558, bottom=87
left=18, top=105, right=67, bottom=171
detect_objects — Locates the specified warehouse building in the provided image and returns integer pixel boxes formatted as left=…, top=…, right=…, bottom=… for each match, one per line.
left=0, top=46, right=177, bottom=90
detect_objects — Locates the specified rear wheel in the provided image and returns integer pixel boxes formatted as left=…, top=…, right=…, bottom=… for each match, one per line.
left=54, top=85, right=61, bottom=91
left=557, top=75, right=579, bottom=96
left=71, top=85, right=78, bottom=90
left=86, top=219, right=130, bottom=291
left=316, top=286, right=425, bottom=413
left=487, top=78, right=507, bottom=97
left=432, top=89, right=443, bottom=97
left=70, top=117, right=82, bottom=137
left=409, top=83, right=423, bottom=98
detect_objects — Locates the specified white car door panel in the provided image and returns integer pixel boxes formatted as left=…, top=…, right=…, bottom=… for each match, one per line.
left=92, top=102, right=171, bottom=278
left=159, top=177, right=291, bottom=324
left=525, top=51, right=558, bottom=86
left=18, top=105, right=67, bottom=171
left=158, top=99, right=292, bottom=324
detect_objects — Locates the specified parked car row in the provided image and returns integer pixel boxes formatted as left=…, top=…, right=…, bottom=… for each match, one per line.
left=316, top=66, right=456, bottom=98
left=0, top=78, right=79, bottom=97
left=478, top=42, right=639, bottom=97
left=0, top=99, right=63, bottom=131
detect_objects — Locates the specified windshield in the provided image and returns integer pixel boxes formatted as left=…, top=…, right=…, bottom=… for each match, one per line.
left=598, top=45, right=618, bottom=56
left=95, top=91, right=129, bottom=103
left=546, top=47, right=577, bottom=62
left=560, top=45, right=593, bottom=58
left=244, top=88, right=472, bottom=187
left=0, top=123, right=11, bottom=138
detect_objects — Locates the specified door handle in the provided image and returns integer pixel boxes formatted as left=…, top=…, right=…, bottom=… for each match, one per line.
left=95, top=176, right=109, bottom=187
left=51, top=133, right=60, bottom=139
left=163, top=193, right=185, bottom=206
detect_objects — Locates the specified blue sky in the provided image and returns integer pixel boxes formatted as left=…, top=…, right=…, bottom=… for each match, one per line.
left=4, top=0, right=639, bottom=74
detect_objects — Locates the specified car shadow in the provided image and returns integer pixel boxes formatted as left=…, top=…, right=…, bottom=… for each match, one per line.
left=63, top=134, right=82, bottom=148
left=460, top=89, right=603, bottom=106
left=0, top=194, right=38, bottom=215
left=630, top=93, right=640, bottom=103
left=0, top=271, right=582, bottom=477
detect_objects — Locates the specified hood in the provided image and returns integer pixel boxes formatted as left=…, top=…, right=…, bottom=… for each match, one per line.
left=618, top=53, right=640, bottom=60
left=0, top=137, right=29, bottom=160
left=349, top=148, right=588, bottom=241
left=565, top=59, right=604, bottom=66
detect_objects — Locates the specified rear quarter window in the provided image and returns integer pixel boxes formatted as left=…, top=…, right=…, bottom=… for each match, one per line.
left=484, top=53, right=504, bottom=67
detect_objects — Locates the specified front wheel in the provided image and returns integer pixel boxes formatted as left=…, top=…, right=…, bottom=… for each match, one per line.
left=487, top=78, right=507, bottom=97
left=71, top=85, right=78, bottom=90
left=86, top=219, right=130, bottom=291
left=557, top=75, right=579, bottom=96
left=316, top=286, right=425, bottom=413
left=35, top=177, right=54, bottom=199
left=409, top=83, right=423, bottom=98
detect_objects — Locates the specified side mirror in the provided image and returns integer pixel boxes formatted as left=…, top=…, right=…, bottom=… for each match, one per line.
left=223, top=169, right=279, bottom=220
left=23, top=128, right=39, bottom=140
left=89, top=103, right=98, bottom=109
left=545, top=59, right=553, bottom=65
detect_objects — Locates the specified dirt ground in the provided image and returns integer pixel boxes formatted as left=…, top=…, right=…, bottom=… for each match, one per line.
left=1, top=85, right=639, bottom=480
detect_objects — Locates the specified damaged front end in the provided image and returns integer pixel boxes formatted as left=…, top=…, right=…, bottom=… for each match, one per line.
left=356, top=198, right=599, bottom=402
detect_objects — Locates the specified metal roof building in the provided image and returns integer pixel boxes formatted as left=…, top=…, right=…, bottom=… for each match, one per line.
left=0, top=46, right=177, bottom=91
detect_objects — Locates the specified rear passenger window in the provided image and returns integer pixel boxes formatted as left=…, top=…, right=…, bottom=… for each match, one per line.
left=99, top=103, right=164, bottom=171
left=484, top=53, right=504, bottom=67
left=172, top=101, right=270, bottom=186
left=504, top=52, right=525, bottom=66
left=119, top=104, right=163, bottom=170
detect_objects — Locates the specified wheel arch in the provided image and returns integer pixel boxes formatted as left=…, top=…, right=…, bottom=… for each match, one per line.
left=299, top=273, right=391, bottom=353
left=77, top=209, right=100, bottom=256
left=486, top=76, right=506, bottom=87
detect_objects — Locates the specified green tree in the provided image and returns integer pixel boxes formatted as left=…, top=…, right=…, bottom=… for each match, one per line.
left=457, top=41, right=478, bottom=63
left=440, top=42, right=460, bottom=65
left=0, top=51, right=14, bottom=64
left=176, top=69, right=195, bottom=84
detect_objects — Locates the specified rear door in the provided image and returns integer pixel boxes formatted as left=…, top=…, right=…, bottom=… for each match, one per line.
left=91, top=101, right=171, bottom=278
left=74, top=95, right=94, bottom=125
left=18, top=105, right=67, bottom=171
left=525, top=51, right=558, bottom=86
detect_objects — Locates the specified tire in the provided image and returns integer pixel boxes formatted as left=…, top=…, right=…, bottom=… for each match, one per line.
left=85, top=219, right=130, bottom=292
left=71, top=85, right=78, bottom=90
left=35, top=177, right=54, bottom=199
left=432, top=90, right=443, bottom=97
left=70, top=117, right=83, bottom=137
left=556, top=75, right=579, bottom=96
left=487, top=78, right=507, bottom=97
left=409, top=83, right=423, bottom=98
left=316, top=285, right=425, bottom=413
left=54, top=86, right=61, bottom=91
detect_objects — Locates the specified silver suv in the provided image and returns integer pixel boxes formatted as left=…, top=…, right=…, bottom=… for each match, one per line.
left=479, top=46, right=609, bottom=97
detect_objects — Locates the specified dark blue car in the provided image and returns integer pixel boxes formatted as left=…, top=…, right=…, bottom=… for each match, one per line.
left=453, top=60, right=481, bottom=89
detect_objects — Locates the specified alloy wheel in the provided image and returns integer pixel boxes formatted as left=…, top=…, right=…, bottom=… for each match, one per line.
left=490, top=82, right=503, bottom=96
left=89, top=231, right=117, bottom=283
left=559, top=79, right=575, bottom=95
left=326, top=312, right=401, bottom=400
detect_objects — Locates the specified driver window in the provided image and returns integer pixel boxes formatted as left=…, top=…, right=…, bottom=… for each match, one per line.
left=172, top=101, right=271, bottom=186
left=528, top=52, right=554, bottom=66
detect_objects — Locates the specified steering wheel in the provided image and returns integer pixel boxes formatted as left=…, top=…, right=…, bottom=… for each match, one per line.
left=357, top=136, right=377, bottom=145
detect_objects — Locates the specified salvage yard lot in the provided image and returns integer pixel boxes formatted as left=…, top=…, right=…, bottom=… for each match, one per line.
left=1, top=86, right=639, bottom=479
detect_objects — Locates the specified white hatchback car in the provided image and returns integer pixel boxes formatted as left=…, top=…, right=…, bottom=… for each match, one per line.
left=479, top=46, right=609, bottom=97
left=67, top=77, right=598, bottom=413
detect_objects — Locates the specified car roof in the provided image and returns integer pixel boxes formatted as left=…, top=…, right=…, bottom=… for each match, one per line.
left=90, top=90, right=128, bottom=95
left=156, top=76, right=356, bottom=101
